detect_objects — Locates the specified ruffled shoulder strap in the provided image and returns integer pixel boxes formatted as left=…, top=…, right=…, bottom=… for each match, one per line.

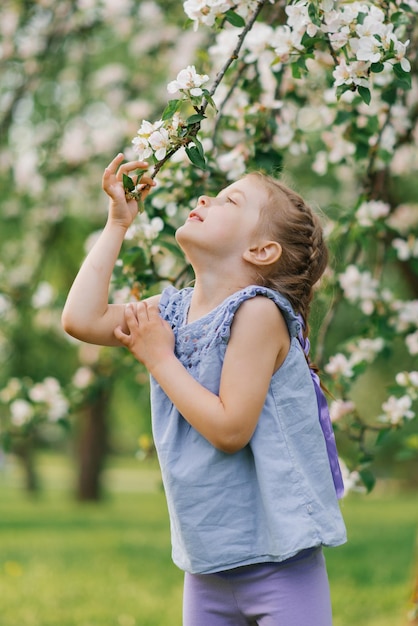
left=218, top=285, right=301, bottom=342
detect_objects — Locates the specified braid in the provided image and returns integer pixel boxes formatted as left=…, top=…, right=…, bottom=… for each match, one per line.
left=247, top=172, right=328, bottom=338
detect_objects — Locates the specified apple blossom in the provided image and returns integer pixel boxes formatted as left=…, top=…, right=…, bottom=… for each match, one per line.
left=167, top=65, right=209, bottom=97
left=329, top=399, right=356, bottom=422
left=10, top=399, right=34, bottom=426
left=356, top=200, right=390, bottom=227
left=325, top=353, right=354, bottom=378
left=392, top=236, right=418, bottom=261
left=406, top=331, right=418, bottom=356
left=338, top=265, right=379, bottom=314
left=379, top=395, right=415, bottom=425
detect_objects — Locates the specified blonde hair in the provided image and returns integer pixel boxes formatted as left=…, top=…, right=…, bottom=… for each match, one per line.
left=247, top=172, right=328, bottom=337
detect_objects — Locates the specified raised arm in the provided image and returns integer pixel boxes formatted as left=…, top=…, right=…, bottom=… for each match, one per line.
left=61, top=153, right=156, bottom=347
left=116, top=296, right=290, bottom=452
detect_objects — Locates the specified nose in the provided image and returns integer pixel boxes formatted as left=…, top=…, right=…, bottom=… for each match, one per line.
left=197, top=195, right=211, bottom=207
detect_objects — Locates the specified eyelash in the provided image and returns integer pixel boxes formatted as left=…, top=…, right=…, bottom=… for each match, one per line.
left=226, top=196, right=236, bottom=205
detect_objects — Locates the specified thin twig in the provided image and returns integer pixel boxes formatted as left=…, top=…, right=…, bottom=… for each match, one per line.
left=149, top=0, right=269, bottom=180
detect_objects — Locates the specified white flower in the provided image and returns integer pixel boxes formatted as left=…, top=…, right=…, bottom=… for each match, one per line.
left=325, top=353, right=354, bottom=378
left=338, top=265, right=379, bottom=314
left=406, top=331, right=418, bottom=356
left=391, top=299, right=418, bottom=332
left=356, top=200, right=390, bottom=227
left=379, top=395, right=415, bottom=425
left=167, top=65, right=209, bottom=96
left=10, top=399, right=34, bottom=426
left=31, top=281, right=55, bottom=309
left=348, top=337, right=385, bottom=366
left=339, top=458, right=364, bottom=496
left=72, top=367, right=94, bottom=389
left=329, top=399, right=355, bottom=422
left=131, top=136, right=152, bottom=161
left=351, top=35, right=382, bottom=64
left=28, top=377, right=68, bottom=421
left=333, top=58, right=369, bottom=88
left=148, top=128, right=170, bottom=160
left=392, top=236, right=418, bottom=261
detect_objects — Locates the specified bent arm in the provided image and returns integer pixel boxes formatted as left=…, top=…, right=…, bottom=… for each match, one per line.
left=62, top=220, right=131, bottom=346
left=61, top=154, right=156, bottom=346
left=147, top=297, right=290, bottom=453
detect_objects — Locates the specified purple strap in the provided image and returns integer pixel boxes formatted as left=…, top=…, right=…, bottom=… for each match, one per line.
left=297, top=316, right=344, bottom=499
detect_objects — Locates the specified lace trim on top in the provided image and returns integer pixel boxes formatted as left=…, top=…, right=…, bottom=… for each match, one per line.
left=159, top=286, right=301, bottom=371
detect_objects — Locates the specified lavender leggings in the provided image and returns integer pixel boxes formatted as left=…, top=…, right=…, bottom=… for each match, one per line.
left=183, top=548, right=333, bottom=626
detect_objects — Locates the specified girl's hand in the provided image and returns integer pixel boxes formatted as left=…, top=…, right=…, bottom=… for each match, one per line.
left=114, top=301, right=175, bottom=371
left=102, top=153, right=155, bottom=229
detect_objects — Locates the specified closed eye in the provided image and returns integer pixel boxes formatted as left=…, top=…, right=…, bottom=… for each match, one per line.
left=226, top=196, right=237, bottom=205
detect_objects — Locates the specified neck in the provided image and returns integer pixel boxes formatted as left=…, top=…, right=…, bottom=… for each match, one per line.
left=188, top=264, right=254, bottom=322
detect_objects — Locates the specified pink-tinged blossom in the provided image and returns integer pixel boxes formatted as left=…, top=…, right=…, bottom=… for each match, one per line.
left=28, top=377, right=69, bottom=421
left=72, top=367, right=95, bottom=390
left=329, top=399, right=356, bottom=422
left=379, top=395, right=415, bottom=425
left=325, top=353, right=354, bottom=378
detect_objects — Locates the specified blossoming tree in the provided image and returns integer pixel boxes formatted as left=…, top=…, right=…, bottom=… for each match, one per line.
left=0, top=0, right=417, bottom=508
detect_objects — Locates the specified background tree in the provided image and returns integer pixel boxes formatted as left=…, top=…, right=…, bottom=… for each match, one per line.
left=0, top=0, right=417, bottom=501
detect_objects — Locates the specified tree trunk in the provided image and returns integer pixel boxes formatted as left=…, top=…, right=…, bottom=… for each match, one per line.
left=76, top=385, right=109, bottom=501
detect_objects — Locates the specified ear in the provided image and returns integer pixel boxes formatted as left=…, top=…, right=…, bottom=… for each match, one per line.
left=243, top=241, right=282, bottom=267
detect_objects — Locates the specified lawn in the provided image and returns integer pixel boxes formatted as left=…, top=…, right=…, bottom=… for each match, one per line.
left=1, top=454, right=417, bottom=626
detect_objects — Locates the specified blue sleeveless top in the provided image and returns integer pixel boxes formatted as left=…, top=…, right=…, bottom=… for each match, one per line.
left=151, top=285, right=347, bottom=575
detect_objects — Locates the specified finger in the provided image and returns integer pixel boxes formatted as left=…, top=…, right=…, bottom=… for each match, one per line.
left=104, top=153, right=125, bottom=176
left=125, top=304, right=140, bottom=330
left=116, top=160, right=149, bottom=181
left=136, top=301, right=150, bottom=322
left=146, top=303, right=161, bottom=322
left=114, top=325, right=130, bottom=345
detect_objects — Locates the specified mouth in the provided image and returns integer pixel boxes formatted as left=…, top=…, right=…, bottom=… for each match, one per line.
left=188, top=211, right=204, bottom=222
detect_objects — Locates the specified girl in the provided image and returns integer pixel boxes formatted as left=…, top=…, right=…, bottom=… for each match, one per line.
left=62, top=153, right=347, bottom=626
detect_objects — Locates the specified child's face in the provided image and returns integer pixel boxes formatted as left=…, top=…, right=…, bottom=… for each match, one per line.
left=176, top=175, right=267, bottom=262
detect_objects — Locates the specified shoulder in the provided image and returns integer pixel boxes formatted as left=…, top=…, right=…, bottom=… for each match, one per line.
left=231, top=296, right=289, bottom=343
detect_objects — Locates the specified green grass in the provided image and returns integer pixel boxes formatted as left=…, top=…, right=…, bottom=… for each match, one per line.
left=1, top=454, right=417, bottom=626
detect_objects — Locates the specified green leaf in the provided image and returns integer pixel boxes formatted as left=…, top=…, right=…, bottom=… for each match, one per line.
left=224, top=9, right=245, bottom=27
left=123, top=173, right=135, bottom=192
left=291, top=62, right=302, bottom=79
left=336, top=84, right=353, bottom=100
left=375, top=428, right=392, bottom=446
left=253, top=147, right=283, bottom=174
left=202, top=89, right=217, bottom=111
left=193, top=135, right=205, bottom=156
left=186, top=113, right=206, bottom=124
left=307, top=2, right=321, bottom=26
left=123, top=246, right=148, bottom=272
left=162, top=99, right=181, bottom=121
left=358, top=85, right=371, bottom=105
left=392, top=63, right=412, bottom=89
left=185, top=145, right=207, bottom=170
left=359, top=468, right=376, bottom=493
left=370, top=62, right=384, bottom=73
left=393, top=62, right=409, bottom=79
